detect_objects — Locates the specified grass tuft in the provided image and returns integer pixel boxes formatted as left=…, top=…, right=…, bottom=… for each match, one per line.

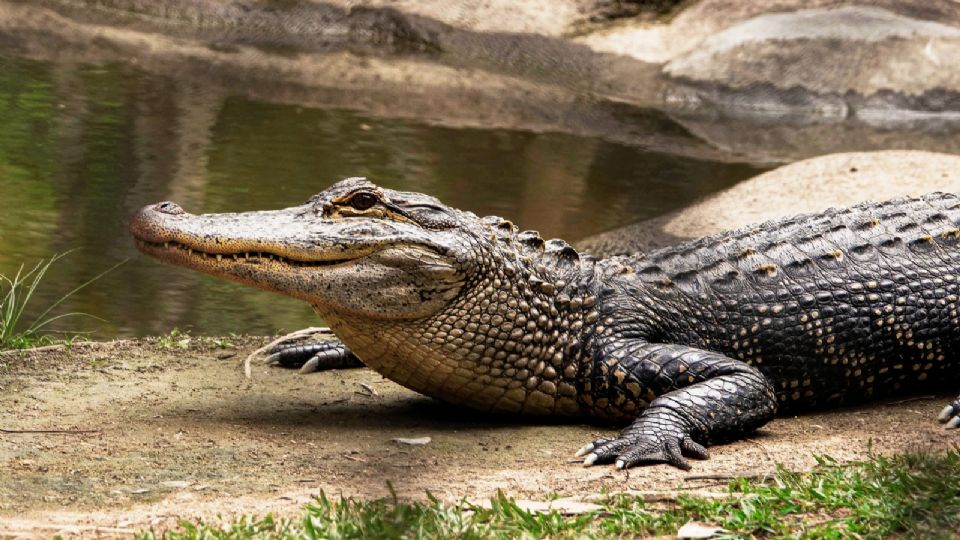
left=157, top=328, right=236, bottom=350
left=138, top=449, right=960, bottom=539
left=0, top=252, right=123, bottom=349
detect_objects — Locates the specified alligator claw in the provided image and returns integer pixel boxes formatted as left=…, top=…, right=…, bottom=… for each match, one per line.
left=578, top=412, right=709, bottom=470
left=939, top=398, right=960, bottom=429
left=299, top=356, right=321, bottom=374
left=939, top=405, right=955, bottom=422
left=575, top=438, right=613, bottom=459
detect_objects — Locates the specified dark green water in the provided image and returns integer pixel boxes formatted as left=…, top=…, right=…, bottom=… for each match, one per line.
left=0, top=53, right=764, bottom=337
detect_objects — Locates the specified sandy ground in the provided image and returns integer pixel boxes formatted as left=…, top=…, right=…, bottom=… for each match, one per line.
left=0, top=337, right=955, bottom=537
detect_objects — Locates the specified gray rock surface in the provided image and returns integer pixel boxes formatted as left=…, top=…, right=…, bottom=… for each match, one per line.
left=659, top=3, right=960, bottom=117
left=576, top=150, right=960, bottom=257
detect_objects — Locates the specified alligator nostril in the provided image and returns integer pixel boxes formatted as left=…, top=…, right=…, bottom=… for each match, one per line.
left=156, top=202, right=184, bottom=215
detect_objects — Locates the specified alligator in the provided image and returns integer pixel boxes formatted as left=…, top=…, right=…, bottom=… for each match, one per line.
left=130, top=177, right=960, bottom=469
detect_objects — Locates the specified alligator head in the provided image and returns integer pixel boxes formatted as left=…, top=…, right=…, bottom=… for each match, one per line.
left=130, top=177, right=597, bottom=415
left=131, top=178, right=469, bottom=319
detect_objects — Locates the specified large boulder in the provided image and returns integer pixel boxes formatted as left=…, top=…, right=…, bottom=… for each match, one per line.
left=583, top=1, right=960, bottom=116
left=660, top=3, right=960, bottom=116
left=576, top=150, right=960, bottom=257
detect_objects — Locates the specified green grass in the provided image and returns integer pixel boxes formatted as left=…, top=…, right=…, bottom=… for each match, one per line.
left=0, top=252, right=123, bottom=349
left=138, top=449, right=960, bottom=539
left=157, top=328, right=236, bottom=350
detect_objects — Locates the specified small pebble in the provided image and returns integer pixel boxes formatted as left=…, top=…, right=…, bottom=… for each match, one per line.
left=392, top=437, right=431, bottom=446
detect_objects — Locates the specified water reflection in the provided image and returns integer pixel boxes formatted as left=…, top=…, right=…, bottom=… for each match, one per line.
left=0, top=53, right=763, bottom=337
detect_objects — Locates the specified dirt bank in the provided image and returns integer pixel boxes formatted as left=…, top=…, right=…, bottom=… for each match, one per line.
left=0, top=337, right=954, bottom=536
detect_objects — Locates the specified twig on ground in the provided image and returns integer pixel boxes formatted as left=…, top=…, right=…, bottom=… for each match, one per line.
left=1, top=525, right=135, bottom=535
left=0, top=427, right=99, bottom=434
left=684, top=473, right=769, bottom=482
left=0, top=339, right=131, bottom=358
left=356, top=382, right=378, bottom=396
left=886, top=395, right=936, bottom=405
left=582, top=489, right=731, bottom=503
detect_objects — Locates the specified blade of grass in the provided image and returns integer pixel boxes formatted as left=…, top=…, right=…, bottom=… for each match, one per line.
left=23, top=256, right=125, bottom=336
left=1, top=265, right=26, bottom=342
left=14, top=257, right=54, bottom=336
left=0, top=252, right=124, bottom=349
left=0, top=266, right=27, bottom=343
left=4, top=257, right=52, bottom=342
left=28, top=311, right=107, bottom=332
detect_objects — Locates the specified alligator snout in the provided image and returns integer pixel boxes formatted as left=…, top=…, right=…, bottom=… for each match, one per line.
left=129, top=202, right=186, bottom=245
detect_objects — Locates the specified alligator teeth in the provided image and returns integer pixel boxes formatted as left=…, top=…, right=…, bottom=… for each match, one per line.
left=187, top=248, right=193, bottom=255
left=164, top=242, right=170, bottom=248
left=216, top=254, right=222, bottom=261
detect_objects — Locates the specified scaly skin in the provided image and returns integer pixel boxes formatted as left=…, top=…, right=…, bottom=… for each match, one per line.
left=130, top=178, right=960, bottom=469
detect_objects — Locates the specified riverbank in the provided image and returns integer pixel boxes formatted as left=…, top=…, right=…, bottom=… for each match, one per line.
left=6, top=1, right=960, bottom=165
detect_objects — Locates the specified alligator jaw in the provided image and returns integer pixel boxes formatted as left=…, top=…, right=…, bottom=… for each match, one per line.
left=129, top=197, right=463, bottom=317
left=132, top=237, right=355, bottom=270
left=128, top=201, right=386, bottom=300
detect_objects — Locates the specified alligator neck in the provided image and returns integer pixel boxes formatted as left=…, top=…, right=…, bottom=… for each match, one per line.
left=316, top=252, right=602, bottom=417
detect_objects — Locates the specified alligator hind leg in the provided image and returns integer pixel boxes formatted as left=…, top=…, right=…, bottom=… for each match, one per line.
left=939, top=395, right=960, bottom=429
left=243, top=327, right=364, bottom=377
left=577, top=342, right=777, bottom=470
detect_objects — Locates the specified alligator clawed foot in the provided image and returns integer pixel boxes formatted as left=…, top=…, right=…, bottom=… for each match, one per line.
left=577, top=419, right=709, bottom=470
left=243, top=327, right=362, bottom=377
left=938, top=397, right=960, bottom=429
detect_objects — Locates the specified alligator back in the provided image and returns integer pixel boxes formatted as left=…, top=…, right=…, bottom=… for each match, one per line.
left=622, top=192, right=960, bottom=409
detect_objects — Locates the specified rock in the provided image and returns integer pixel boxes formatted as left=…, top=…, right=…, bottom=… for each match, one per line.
left=660, top=3, right=960, bottom=117
left=392, top=436, right=432, bottom=446
left=576, top=150, right=960, bottom=257
left=677, top=521, right=727, bottom=539
left=324, top=0, right=585, bottom=36
left=160, top=480, right=191, bottom=489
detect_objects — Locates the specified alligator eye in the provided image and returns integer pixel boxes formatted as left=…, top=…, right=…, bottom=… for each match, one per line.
left=347, top=192, right=379, bottom=211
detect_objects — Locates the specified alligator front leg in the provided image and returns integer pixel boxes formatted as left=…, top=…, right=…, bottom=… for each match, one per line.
left=939, top=395, right=960, bottom=429
left=243, top=327, right=364, bottom=377
left=578, top=343, right=777, bottom=470
left=269, top=340, right=364, bottom=372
